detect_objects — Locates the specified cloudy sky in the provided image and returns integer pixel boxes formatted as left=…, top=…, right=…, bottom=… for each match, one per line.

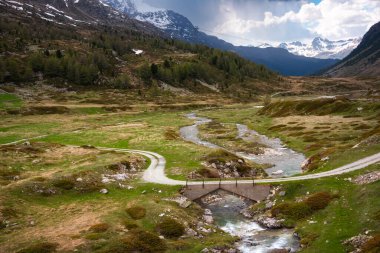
left=136, top=0, right=380, bottom=46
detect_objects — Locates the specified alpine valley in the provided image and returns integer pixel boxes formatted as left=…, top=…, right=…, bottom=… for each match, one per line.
left=0, top=1, right=379, bottom=253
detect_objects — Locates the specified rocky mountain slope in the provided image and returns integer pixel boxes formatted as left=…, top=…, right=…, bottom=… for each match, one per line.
left=323, top=21, right=380, bottom=77
left=278, top=37, right=361, bottom=59
left=103, top=0, right=338, bottom=76
left=0, top=0, right=160, bottom=33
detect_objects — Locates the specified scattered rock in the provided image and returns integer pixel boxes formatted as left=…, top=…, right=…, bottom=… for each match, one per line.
left=265, top=202, right=274, bottom=209
left=185, top=228, right=197, bottom=237
left=76, top=178, right=83, bottom=182
left=279, top=191, right=286, bottom=197
left=240, top=208, right=253, bottom=218
left=99, top=189, right=108, bottom=194
left=343, top=234, right=373, bottom=253
left=353, top=171, right=380, bottom=185
left=203, top=215, right=214, bottom=224
left=201, top=194, right=223, bottom=205
left=256, top=215, right=284, bottom=229
left=164, top=196, right=192, bottom=208
left=272, top=170, right=284, bottom=175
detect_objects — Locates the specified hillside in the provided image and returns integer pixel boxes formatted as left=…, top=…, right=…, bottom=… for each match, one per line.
left=0, top=0, right=282, bottom=99
left=103, top=0, right=339, bottom=76
left=323, top=21, right=380, bottom=77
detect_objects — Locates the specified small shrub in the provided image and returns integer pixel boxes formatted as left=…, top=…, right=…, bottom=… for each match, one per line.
left=126, top=206, right=146, bottom=220
left=197, top=167, right=220, bottom=178
left=17, top=242, right=58, bottom=253
left=0, top=219, right=6, bottom=229
left=362, top=234, right=380, bottom=253
left=271, top=202, right=312, bottom=220
left=85, top=233, right=104, bottom=240
left=1, top=207, right=18, bottom=218
left=164, top=128, right=179, bottom=140
left=373, top=209, right=380, bottom=220
left=130, top=229, right=167, bottom=252
left=98, top=230, right=167, bottom=253
left=305, top=192, right=334, bottom=210
left=300, top=233, right=319, bottom=248
left=205, top=149, right=239, bottom=164
left=89, top=223, right=109, bottom=233
left=122, top=219, right=139, bottom=229
left=73, top=171, right=104, bottom=193
left=156, top=217, right=185, bottom=239
left=51, top=177, right=75, bottom=190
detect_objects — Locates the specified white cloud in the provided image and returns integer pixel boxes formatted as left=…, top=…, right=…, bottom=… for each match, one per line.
left=213, top=0, right=380, bottom=45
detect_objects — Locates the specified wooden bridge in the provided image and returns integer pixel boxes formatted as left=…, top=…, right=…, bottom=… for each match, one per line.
left=182, top=181, right=270, bottom=202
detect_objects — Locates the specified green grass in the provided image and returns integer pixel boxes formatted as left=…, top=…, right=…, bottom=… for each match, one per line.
left=0, top=93, right=22, bottom=110
left=275, top=164, right=380, bottom=253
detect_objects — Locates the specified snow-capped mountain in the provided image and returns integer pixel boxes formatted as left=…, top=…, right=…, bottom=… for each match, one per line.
left=103, top=0, right=201, bottom=40
left=256, top=43, right=273, bottom=49
left=279, top=37, right=361, bottom=59
left=0, top=0, right=162, bottom=37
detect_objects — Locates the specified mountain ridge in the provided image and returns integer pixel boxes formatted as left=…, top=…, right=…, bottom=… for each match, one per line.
left=103, top=0, right=339, bottom=76
left=323, top=21, right=380, bottom=77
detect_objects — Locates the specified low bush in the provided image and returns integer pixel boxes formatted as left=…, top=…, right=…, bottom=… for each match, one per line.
left=122, top=219, right=139, bottom=229
left=272, top=191, right=336, bottom=221
left=271, top=202, right=312, bottom=220
left=98, top=230, right=167, bottom=253
left=164, top=128, right=179, bottom=140
left=305, top=192, right=334, bottom=210
left=73, top=171, right=104, bottom=193
left=89, top=223, right=109, bottom=233
left=362, top=234, right=380, bottom=253
left=197, top=167, right=220, bottom=178
left=0, top=219, right=6, bottom=229
left=126, top=206, right=146, bottom=220
left=51, top=177, right=75, bottom=190
left=205, top=149, right=240, bottom=164
left=156, top=217, right=185, bottom=239
left=17, top=242, right=58, bottom=253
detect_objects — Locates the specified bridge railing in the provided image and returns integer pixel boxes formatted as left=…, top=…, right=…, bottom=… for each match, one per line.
left=185, top=176, right=257, bottom=188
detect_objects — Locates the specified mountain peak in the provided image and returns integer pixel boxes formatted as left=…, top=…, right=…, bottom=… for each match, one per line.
left=280, top=37, right=361, bottom=59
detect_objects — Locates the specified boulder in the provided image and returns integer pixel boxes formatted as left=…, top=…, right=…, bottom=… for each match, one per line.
left=256, top=216, right=284, bottom=229
left=203, top=215, right=214, bottom=224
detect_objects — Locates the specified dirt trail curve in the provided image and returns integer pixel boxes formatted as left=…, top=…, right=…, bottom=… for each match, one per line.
left=2, top=136, right=380, bottom=186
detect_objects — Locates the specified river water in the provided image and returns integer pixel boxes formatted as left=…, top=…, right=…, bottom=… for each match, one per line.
left=198, top=191, right=299, bottom=253
left=180, top=113, right=303, bottom=252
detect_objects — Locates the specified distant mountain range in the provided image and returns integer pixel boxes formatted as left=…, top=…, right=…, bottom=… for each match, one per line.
left=5, top=0, right=372, bottom=77
left=278, top=37, right=361, bottom=59
left=323, top=21, right=380, bottom=77
left=103, top=0, right=340, bottom=76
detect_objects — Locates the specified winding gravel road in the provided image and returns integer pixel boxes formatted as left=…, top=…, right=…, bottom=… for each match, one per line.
left=2, top=135, right=379, bottom=186
left=97, top=146, right=380, bottom=185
